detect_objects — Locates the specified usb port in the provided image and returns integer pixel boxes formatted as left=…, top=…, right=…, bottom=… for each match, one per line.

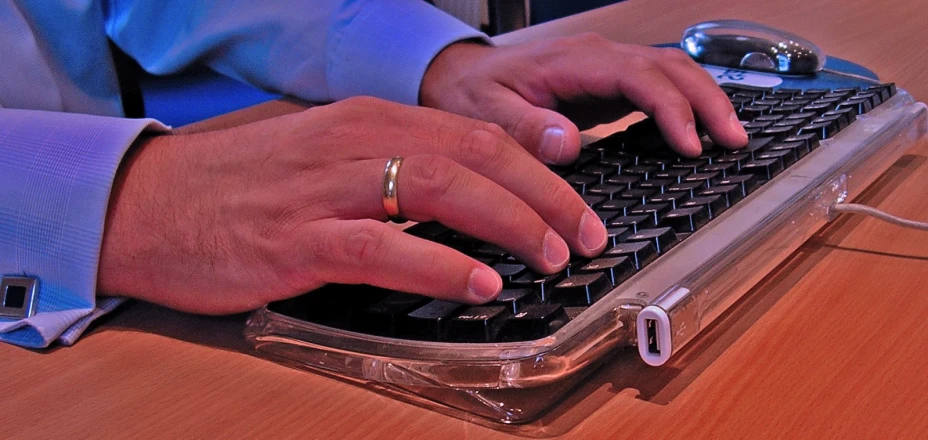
left=646, top=318, right=660, bottom=354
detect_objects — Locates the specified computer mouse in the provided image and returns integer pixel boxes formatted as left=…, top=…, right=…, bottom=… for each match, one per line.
left=681, top=19, right=825, bottom=75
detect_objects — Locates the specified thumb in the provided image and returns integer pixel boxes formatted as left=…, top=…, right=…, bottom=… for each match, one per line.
left=488, top=89, right=581, bottom=165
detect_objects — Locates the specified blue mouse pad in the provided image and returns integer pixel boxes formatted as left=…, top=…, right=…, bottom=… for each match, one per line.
left=656, top=42, right=883, bottom=91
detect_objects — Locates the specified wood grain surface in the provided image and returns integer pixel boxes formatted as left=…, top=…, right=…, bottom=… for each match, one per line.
left=4, top=0, right=928, bottom=438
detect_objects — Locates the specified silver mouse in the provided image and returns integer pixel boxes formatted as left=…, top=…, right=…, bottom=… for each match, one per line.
left=681, top=19, right=825, bottom=75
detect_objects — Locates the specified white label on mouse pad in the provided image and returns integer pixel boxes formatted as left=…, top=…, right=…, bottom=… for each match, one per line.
left=700, top=65, right=783, bottom=88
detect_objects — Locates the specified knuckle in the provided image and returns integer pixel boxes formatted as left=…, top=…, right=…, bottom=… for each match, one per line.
left=660, top=47, right=693, bottom=63
left=547, top=178, right=582, bottom=211
left=575, top=32, right=607, bottom=45
left=457, top=128, right=508, bottom=169
left=407, top=155, right=460, bottom=200
left=484, top=122, right=509, bottom=139
left=659, top=95, right=691, bottom=115
left=339, top=221, right=391, bottom=263
left=626, top=55, right=657, bottom=73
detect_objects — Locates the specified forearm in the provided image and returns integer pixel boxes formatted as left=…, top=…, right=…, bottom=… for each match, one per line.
left=106, top=0, right=488, bottom=105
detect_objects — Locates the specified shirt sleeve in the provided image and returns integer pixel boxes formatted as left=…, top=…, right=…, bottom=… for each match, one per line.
left=0, top=109, right=167, bottom=348
left=103, top=0, right=490, bottom=105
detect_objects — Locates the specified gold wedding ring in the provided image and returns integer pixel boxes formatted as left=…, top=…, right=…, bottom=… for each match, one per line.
left=382, top=156, right=406, bottom=223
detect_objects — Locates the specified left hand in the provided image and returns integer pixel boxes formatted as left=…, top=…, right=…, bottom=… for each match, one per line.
left=420, top=33, right=749, bottom=163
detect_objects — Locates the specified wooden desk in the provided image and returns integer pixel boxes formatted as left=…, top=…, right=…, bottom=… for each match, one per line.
left=4, top=0, right=928, bottom=437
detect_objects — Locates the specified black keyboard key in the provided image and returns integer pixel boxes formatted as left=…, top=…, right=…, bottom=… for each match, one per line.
left=605, top=226, right=633, bottom=247
left=684, top=171, right=720, bottom=187
left=799, top=121, right=839, bottom=140
left=636, top=178, right=675, bottom=192
left=472, top=243, right=508, bottom=261
left=579, top=164, right=615, bottom=181
left=671, top=159, right=709, bottom=173
left=492, top=262, right=527, bottom=284
left=715, top=152, right=751, bottom=169
left=581, top=194, right=606, bottom=208
left=743, top=120, right=772, bottom=131
left=398, top=300, right=464, bottom=341
left=699, top=162, right=737, bottom=178
left=404, top=222, right=452, bottom=242
left=761, top=125, right=798, bottom=141
left=714, top=174, right=759, bottom=197
left=647, top=191, right=690, bottom=209
left=446, top=306, right=510, bottom=342
left=598, top=155, right=632, bottom=171
left=497, top=304, right=570, bottom=342
left=623, top=165, right=658, bottom=178
left=510, top=272, right=564, bottom=301
left=813, top=113, right=846, bottom=131
left=619, top=188, right=658, bottom=204
left=626, top=227, right=678, bottom=254
left=551, top=273, right=613, bottom=306
left=768, top=140, right=808, bottom=160
left=755, top=149, right=796, bottom=169
left=604, top=240, right=658, bottom=269
left=823, top=107, right=857, bottom=128
left=605, top=174, right=642, bottom=189
left=356, top=292, right=431, bottom=337
left=492, top=288, right=538, bottom=314
left=754, top=114, right=785, bottom=123
left=666, top=181, right=706, bottom=198
left=599, top=198, right=638, bottom=215
left=628, top=203, right=672, bottom=225
left=580, top=257, right=636, bottom=285
left=743, top=136, right=775, bottom=155
left=680, top=195, right=728, bottom=219
left=565, top=173, right=599, bottom=193
left=782, top=133, right=820, bottom=152
left=837, top=97, right=874, bottom=115
left=741, top=158, right=784, bottom=180
left=661, top=206, right=710, bottom=233
left=653, top=168, right=691, bottom=182
left=700, top=184, right=744, bottom=206
left=738, top=104, right=770, bottom=119
left=607, top=214, right=655, bottom=232
left=586, top=184, right=625, bottom=199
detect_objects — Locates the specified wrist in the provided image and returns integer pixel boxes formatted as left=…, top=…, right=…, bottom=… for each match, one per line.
left=420, top=41, right=494, bottom=109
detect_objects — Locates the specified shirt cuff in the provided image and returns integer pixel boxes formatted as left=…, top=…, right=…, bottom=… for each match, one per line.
left=0, top=109, right=168, bottom=348
left=326, top=0, right=491, bottom=105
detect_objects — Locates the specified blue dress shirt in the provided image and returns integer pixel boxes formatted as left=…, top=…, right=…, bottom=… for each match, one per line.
left=0, top=0, right=486, bottom=347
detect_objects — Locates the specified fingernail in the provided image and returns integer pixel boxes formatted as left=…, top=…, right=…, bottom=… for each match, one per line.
left=730, top=113, right=749, bottom=140
left=686, top=122, right=702, bottom=155
left=579, top=209, right=607, bottom=253
left=543, top=231, right=570, bottom=269
left=540, top=126, right=566, bottom=164
left=468, top=266, right=502, bottom=300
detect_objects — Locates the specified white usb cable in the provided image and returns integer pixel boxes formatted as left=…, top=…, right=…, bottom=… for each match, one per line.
left=831, top=203, right=928, bottom=231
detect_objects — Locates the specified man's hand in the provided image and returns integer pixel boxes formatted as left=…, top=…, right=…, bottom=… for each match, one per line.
left=421, top=34, right=749, bottom=163
left=98, top=97, right=607, bottom=314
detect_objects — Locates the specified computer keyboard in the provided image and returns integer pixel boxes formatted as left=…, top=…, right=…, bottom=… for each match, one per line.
left=263, top=83, right=895, bottom=343
left=247, top=81, right=926, bottom=424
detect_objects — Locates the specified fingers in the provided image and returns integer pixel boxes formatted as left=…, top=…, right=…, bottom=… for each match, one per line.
left=481, top=86, right=583, bottom=165
left=306, top=219, right=501, bottom=303
left=635, top=47, right=748, bottom=149
left=308, top=101, right=607, bottom=261
left=332, top=156, right=574, bottom=274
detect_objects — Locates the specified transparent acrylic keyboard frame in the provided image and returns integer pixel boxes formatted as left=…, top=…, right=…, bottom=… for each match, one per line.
left=245, top=90, right=927, bottom=424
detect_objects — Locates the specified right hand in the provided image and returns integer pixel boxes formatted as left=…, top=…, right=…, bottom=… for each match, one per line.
left=98, top=97, right=608, bottom=314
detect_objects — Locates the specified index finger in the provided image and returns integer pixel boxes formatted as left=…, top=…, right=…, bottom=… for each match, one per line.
left=634, top=46, right=749, bottom=149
